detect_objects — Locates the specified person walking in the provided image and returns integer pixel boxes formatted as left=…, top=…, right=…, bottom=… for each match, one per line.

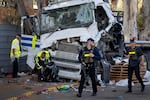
left=10, top=34, right=21, bottom=78
left=125, top=38, right=145, bottom=93
left=77, top=38, right=101, bottom=97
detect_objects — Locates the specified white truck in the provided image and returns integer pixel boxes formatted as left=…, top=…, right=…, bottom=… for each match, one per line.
left=21, top=0, right=123, bottom=81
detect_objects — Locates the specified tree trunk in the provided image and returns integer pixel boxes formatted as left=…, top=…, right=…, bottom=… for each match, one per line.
left=15, top=0, right=27, bottom=16
left=37, top=0, right=49, bottom=13
left=15, top=0, right=33, bottom=34
left=140, top=0, right=150, bottom=40
left=111, top=0, right=119, bottom=10
left=123, top=0, right=138, bottom=41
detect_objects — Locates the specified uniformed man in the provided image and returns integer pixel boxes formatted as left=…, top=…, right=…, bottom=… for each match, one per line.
left=125, top=38, right=145, bottom=93
left=77, top=38, right=101, bottom=97
left=10, top=34, right=21, bottom=78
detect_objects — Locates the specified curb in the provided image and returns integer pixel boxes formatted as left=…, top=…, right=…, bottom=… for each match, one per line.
left=7, top=83, right=78, bottom=100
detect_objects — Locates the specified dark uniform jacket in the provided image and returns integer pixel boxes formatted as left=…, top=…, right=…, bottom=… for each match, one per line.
left=126, top=47, right=143, bottom=67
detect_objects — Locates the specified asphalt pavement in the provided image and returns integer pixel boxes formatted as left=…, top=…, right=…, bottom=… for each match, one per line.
left=0, top=76, right=150, bottom=100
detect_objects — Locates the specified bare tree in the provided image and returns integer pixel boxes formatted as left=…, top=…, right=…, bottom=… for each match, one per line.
left=111, top=0, right=119, bottom=10
left=140, top=0, right=150, bottom=40
left=14, top=0, right=28, bottom=16
left=123, top=0, right=138, bottom=41
left=14, top=0, right=33, bottom=34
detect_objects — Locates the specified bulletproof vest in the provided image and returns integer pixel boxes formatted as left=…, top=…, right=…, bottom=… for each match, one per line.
left=82, top=49, right=94, bottom=64
left=129, top=48, right=138, bottom=61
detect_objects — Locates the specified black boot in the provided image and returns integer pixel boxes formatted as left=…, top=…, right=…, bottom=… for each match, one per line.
left=76, top=93, right=82, bottom=97
left=125, top=89, right=132, bottom=93
left=91, top=92, right=97, bottom=96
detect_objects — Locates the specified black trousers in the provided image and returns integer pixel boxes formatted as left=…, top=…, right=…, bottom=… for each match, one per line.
left=44, top=68, right=52, bottom=80
left=78, top=66, right=97, bottom=94
left=128, top=65, right=144, bottom=90
left=13, top=58, right=18, bottom=78
left=33, top=66, right=42, bottom=81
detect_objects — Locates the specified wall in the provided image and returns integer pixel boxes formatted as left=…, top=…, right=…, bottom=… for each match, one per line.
left=0, top=24, right=28, bottom=73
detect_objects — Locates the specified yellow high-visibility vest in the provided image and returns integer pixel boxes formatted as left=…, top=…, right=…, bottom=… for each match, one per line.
left=35, top=51, right=43, bottom=69
left=34, top=51, right=50, bottom=69
left=10, top=38, right=21, bottom=58
left=36, top=51, right=42, bottom=58
left=45, top=50, right=51, bottom=59
left=35, top=50, right=51, bottom=62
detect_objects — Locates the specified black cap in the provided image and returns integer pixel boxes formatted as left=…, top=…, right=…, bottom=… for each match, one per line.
left=16, top=34, right=21, bottom=37
left=87, top=38, right=94, bottom=42
left=42, top=51, right=46, bottom=55
left=130, top=38, right=135, bottom=43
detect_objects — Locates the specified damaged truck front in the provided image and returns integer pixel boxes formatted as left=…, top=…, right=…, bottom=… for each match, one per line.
left=21, top=0, right=123, bottom=81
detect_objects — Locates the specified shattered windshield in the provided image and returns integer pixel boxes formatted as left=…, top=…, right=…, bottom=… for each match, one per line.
left=40, top=3, right=94, bottom=34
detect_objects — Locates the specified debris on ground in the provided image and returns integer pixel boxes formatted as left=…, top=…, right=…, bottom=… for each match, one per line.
left=8, top=79, right=18, bottom=83
left=144, top=71, right=150, bottom=81
left=57, top=85, right=70, bottom=92
left=117, top=96, right=124, bottom=100
left=116, top=79, right=134, bottom=86
left=41, top=90, right=49, bottom=95
left=46, top=96, right=52, bottom=99
left=18, top=72, right=26, bottom=76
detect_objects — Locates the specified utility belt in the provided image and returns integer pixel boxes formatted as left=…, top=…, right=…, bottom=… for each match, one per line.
left=83, top=63, right=94, bottom=69
left=81, top=63, right=95, bottom=75
left=83, top=57, right=94, bottom=64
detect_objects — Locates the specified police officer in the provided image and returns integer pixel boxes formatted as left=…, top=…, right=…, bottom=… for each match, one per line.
left=77, top=38, right=101, bottom=97
left=10, top=34, right=21, bottom=78
left=125, top=38, right=145, bottom=93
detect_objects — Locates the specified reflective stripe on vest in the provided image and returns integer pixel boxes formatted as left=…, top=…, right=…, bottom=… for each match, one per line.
left=32, top=34, right=37, bottom=49
left=10, top=38, right=21, bottom=58
left=35, top=50, right=50, bottom=62
left=129, top=51, right=136, bottom=55
left=84, top=53, right=90, bottom=57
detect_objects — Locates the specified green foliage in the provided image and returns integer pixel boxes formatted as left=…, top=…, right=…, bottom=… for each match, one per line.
left=137, top=14, right=144, bottom=31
